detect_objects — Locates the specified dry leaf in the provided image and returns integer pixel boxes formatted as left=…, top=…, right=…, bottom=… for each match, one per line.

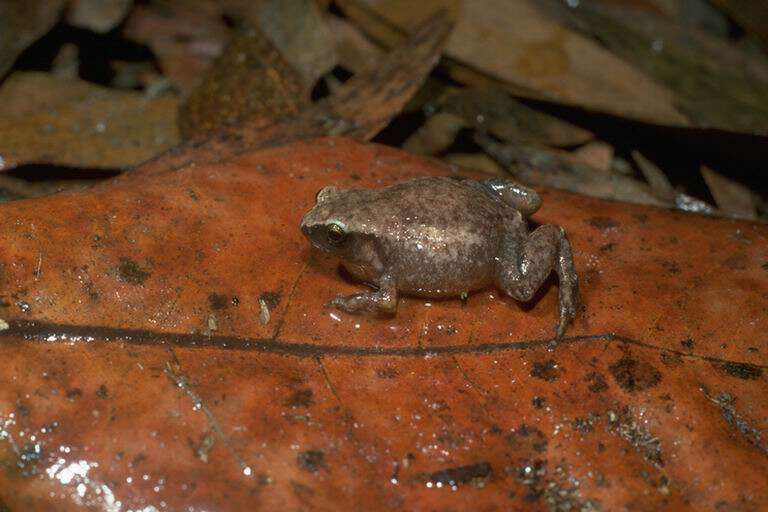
left=0, top=72, right=179, bottom=171
left=253, top=0, right=337, bottom=87
left=701, top=165, right=758, bottom=220
left=135, top=10, right=453, bottom=176
left=67, top=0, right=133, bottom=33
left=0, top=0, right=66, bottom=79
left=337, top=0, right=690, bottom=126
left=477, top=133, right=669, bottom=207
left=178, top=24, right=308, bottom=140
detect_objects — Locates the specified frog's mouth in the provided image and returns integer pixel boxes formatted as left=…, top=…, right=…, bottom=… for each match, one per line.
left=300, top=223, right=332, bottom=252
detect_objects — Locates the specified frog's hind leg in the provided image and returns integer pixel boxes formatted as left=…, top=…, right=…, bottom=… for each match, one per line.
left=495, top=225, right=579, bottom=339
left=481, top=178, right=542, bottom=217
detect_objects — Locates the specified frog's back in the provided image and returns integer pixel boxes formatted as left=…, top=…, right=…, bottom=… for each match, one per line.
left=365, top=177, right=511, bottom=297
left=368, top=177, right=508, bottom=232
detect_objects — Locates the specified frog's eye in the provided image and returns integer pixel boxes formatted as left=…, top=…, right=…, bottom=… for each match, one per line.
left=326, top=222, right=347, bottom=245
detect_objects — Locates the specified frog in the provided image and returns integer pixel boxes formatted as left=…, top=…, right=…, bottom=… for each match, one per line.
left=300, top=176, right=579, bottom=338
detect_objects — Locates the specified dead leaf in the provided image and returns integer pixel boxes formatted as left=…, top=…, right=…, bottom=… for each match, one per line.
left=66, top=0, right=133, bottom=33
left=0, top=71, right=179, bottom=171
left=252, top=0, right=337, bottom=87
left=0, top=138, right=766, bottom=511
left=547, top=0, right=768, bottom=134
left=402, top=112, right=464, bottom=155
left=476, top=133, right=669, bottom=207
left=135, top=10, right=453, bottom=176
left=124, top=0, right=337, bottom=95
left=440, top=87, right=593, bottom=147
left=123, top=1, right=228, bottom=94
left=337, top=0, right=690, bottom=126
left=327, top=15, right=384, bottom=74
left=0, top=0, right=66, bottom=79
left=178, top=24, right=308, bottom=140
left=701, top=165, right=758, bottom=220
left=632, top=150, right=675, bottom=201
left=572, top=141, right=614, bottom=171
left=709, top=0, right=768, bottom=51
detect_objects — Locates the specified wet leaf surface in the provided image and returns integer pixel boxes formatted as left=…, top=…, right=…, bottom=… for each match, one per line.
left=0, top=72, right=179, bottom=171
left=0, top=137, right=766, bottom=511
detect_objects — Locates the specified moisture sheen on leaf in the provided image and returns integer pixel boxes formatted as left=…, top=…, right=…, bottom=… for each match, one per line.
left=0, top=138, right=766, bottom=511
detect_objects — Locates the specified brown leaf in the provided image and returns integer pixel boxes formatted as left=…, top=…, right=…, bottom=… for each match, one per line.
left=701, top=165, right=758, bottom=220
left=546, top=0, right=768, bottom=134
left=0, top=72, right=180, bottom=171
left=476, top=133, right=669, bottom=207
left=252, top=0, right=338, bottom=87
left=337, top=0, right=690, bottom=126
left=123, top=1, right=229, bottom=94
left=135, top=10, right=453, bottom=176
left=709, top=0, right=768, bottom=51
left=0, top=138, right=766, bottom=511
left=123, top=0, right=337, bottom=95
left=440, top=87, right=593, bottom=147
left=178, top=24, right=308, bottom=140
left=66, top=0, right=133, bottom=33
left=327, top=15, right=384, bottom=75
left=0, top=0, right=66, bottom=79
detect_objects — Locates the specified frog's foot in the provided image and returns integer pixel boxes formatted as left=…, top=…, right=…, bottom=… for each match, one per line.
left=496, top=224, right=579, bottom=339
left=329, top=274, right=397, bottom=314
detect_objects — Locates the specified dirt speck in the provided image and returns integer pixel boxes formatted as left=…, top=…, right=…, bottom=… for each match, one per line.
left=586, top=371, right=608, bottom=393
left=609, top=355, right=661, bottom=392
left=96, top=384, right=109, bottom=399
left=297, top=450, right=326, bottom=473
left=117, top=259, right=150, bottom=285
left=507, top=424, right=548, bottom=454
left=376, top=366, right=399, bottom=379
left=713, top=362, right=762, bottom=381
left=259, top=291, right=282, bottom=309
left=588, top=217, right=619, bottom=231
left=284, top=389, right=314, bottom=408
left=427, top=462, right=492, bottom=488
left=531, top=359, right=561, bottom=382
left=66, top=388, right=83, bottom=401
left=208, top=293, right=229, bottom=310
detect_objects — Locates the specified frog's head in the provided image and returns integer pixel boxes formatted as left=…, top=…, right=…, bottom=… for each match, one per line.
left=300, top=186, right=371, bottom=259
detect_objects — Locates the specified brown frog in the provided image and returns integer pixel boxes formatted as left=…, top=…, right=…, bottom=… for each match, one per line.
left=300, top=176, right=579, bottom=338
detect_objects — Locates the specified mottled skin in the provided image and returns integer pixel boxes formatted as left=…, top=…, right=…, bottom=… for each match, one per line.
left=300, top=176, right=579, bottom=338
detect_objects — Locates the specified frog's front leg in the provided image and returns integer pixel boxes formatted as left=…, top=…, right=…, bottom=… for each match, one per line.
left=481, top=178, right=542, bottom=217
left=495, top=225, right=579, bottom=339
left=330, top=273, right=397, bottom=314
